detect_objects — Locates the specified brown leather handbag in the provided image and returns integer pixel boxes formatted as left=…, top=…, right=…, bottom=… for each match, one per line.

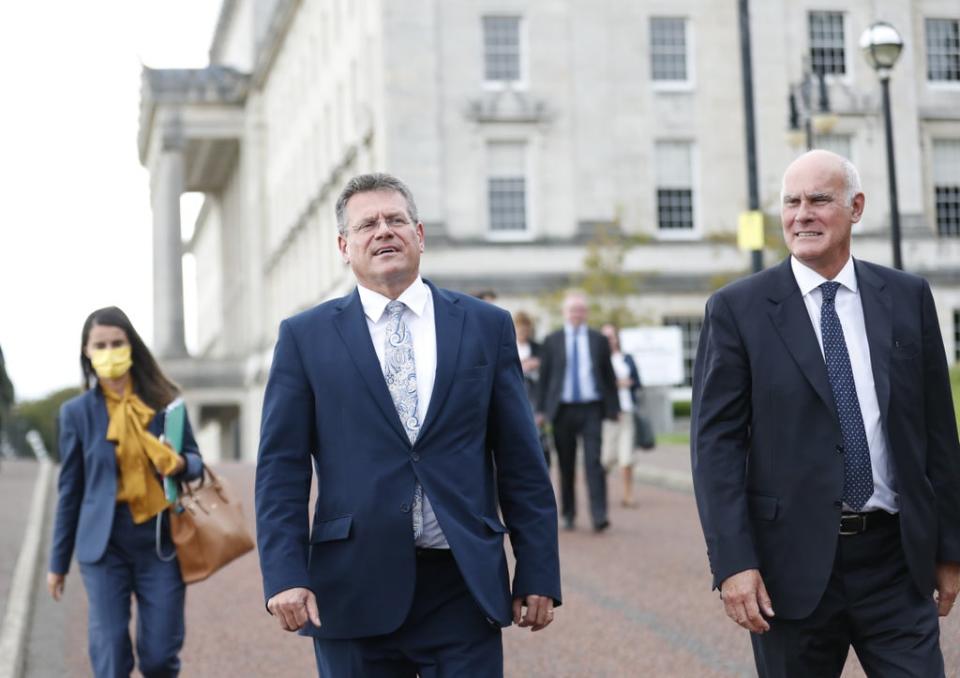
left=168, top=465, right=254, bottom=584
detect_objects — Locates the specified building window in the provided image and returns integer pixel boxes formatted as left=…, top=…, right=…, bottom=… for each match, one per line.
left=926, top=18, right=960, bottom=82
left=934, top=139, right=960, bottom=237
left=655, top=141, right=695, bottom=231
left=483, top=16, right=522, bottom=83
left=814, top=133, right=852, bottom=160
left=662, top=316, right=703, bottom=387
left=650, top=17, right=689, bottom=83
left=487, top=142, right=527, bottom=234
left=809, top=11, right=846, bottom=75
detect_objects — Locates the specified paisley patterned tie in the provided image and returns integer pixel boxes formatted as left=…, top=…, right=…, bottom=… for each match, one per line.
left=820, top=282, right=874, bottom=511
left=383, top=300, right=424, bottom=538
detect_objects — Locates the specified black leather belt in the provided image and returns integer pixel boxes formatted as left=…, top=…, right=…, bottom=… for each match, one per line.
left=415, top=547, right=453, bottom=561
left=839, top=510, right=897, bottom=536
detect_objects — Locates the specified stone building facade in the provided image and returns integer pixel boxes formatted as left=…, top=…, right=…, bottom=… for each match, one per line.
left=139, top=0, right=960, bottom=461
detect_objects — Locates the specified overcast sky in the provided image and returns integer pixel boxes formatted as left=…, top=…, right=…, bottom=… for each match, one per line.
left=0, top=1, right=221, bottom=400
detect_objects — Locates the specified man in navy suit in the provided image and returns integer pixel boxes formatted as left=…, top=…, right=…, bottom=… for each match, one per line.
left=537, top=291, right=619, bottom=532
left=255, top=173, right=561, bottom=676
left=692, top=150, right=960, bottom=677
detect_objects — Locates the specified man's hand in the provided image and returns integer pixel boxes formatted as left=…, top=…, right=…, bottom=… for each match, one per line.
left=534, top=413, right=545, bottom=428
left=720, top=569, right=774, bottom=634
left=512, top=594, right=554, bottom=632
left=935, top=561, right=960, bottom=617
left=47, top=572, right=65, bottom=601
left=267, top=587, right=321, bottom=632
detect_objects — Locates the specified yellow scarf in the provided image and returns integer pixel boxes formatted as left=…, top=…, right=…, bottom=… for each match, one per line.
left=103, top=385, right=182, bottom=524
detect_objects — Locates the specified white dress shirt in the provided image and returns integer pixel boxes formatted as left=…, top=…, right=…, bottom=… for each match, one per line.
left=791, top=256, right=898, bottom=513
left=357, top=276, right=449, bottom=548
left=562, top=323, right=600, bottom=403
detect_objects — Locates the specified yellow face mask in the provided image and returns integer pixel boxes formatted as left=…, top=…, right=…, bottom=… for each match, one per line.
left=90, top=346, right=133, bottom=380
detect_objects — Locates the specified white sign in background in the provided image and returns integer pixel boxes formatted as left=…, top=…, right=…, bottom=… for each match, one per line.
left=619, top=326, right=685, bottom=387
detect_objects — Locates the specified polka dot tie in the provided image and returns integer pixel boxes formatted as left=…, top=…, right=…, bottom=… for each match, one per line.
left=384, top=300, right=423, bottom=539
left=820, top=282, right=873, bottom=511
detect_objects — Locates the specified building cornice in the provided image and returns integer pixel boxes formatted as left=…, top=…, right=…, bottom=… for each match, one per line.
left=251, top=0, right=302, bottom=88
left=138, top=65, right=250, bottom=164
left=208, top=0, right=239, bottom=64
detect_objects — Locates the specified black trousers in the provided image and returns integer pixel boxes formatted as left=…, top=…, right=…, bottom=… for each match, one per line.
left=552, top=402, right=607, bottom=528
left=751, top=516, right=944, bottom=678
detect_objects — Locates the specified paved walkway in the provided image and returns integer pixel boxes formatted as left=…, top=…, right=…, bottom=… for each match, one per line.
left=0, top=461, right=40, bottom=626
left=18, top=450, right=960, bottom=676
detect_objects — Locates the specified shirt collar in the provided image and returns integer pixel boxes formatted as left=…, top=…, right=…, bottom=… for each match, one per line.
left=564, top=323, right=584, bottom=336
left=358, top=276, right=429, bottom=323
left=790, top=255, right=858, bottom=297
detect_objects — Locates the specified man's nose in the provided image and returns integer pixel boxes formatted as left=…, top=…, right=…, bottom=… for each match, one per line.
left=796, top=201, right=813, bottom=221
left=373, top=217, right=393, bottom=236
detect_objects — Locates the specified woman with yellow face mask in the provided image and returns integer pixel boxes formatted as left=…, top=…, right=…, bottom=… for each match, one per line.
left=46, top=306, right=203, bottom=677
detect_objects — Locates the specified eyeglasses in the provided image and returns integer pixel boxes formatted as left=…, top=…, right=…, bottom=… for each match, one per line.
left=350, top=215, right=413, bottom=235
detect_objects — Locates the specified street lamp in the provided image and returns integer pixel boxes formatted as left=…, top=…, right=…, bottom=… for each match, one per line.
left=860, top=21, right=904, bottom=270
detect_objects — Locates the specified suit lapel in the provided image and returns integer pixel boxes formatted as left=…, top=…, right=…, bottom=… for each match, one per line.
left=332, top=289, right=410, bottom=445
left=418, top=281, right=464, bottom=444
left=766, top=258, right=838, bottom=420
left=855, top=260, right=892, bottom=422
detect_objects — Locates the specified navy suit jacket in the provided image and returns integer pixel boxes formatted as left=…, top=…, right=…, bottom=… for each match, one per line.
left=692, top=257, right=960, bottom=619
left=255, top=280, right=562, bottom=640
left=537, top=327, right=620, bottom=421
left=50, top=387, right=203, bottom=575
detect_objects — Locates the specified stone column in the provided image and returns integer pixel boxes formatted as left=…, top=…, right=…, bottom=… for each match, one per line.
left=151, top=120, right=188, bottom=358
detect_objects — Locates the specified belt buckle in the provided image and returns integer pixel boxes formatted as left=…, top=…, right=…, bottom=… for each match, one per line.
left=839, top=513, right=866, bottom=536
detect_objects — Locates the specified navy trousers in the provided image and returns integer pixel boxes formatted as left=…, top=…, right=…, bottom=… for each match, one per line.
left=313, top=551, right=502, bottom=677
left=751, top=516, right=944, bottom=678
left=79, top=504, right=185, bottom=678
left=553, top=401, right=608, bottom=528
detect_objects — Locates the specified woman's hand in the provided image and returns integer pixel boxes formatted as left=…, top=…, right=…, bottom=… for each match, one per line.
left=168, top=454, right=186, bottom=475
left=47, top=572, right=65, bottom=601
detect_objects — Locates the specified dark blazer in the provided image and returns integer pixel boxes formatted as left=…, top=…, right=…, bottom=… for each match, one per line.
left=691, top=257, right=960, bottom=619
left=255, top=280, right=562, bottom=640
left=537, top=327, right=619, bottom=421
left=50, top=388, right=203, bottom=575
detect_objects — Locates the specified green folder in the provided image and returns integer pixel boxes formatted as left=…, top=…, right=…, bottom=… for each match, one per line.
left=163, top=398, right=186, bottom=505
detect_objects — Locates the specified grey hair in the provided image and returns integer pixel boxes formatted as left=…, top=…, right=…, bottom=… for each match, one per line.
left=780, top=151, right=863, bottom=206
left=839, top=157, right=862, bottom=205
left=334, top=173, right=419, bottom=235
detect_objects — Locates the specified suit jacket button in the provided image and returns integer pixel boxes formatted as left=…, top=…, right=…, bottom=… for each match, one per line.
left=411, top=452, right=421, bottom=462
left=836, top=445, right=844, bottom=453
left=401, top=503, right=410, bottom=513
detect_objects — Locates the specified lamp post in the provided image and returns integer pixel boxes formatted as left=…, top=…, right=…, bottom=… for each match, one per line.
left=860, top=21, right=904, bottom=270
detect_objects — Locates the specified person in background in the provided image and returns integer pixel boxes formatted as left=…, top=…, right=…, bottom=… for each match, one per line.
left=514, top=311, right=550, bottom=468
left=47, top=306, right=203, bottom=678
left=600, top=323, right=642, bottom=507
left=537, top=290, right=619, bottom=532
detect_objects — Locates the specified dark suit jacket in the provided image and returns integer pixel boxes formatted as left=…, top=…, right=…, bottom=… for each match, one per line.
left=537, top=327, right=619, bottom=421
left=50, top=388, right=203, bottom=575
left=691, top=257, right=960, bottom=619
left=255, top=280, right=562, bottom=640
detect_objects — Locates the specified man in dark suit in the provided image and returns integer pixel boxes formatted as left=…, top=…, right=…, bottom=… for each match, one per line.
left=255, top=173, right=561, bottom=677
left=692, top=150, right=960, bottom=677
left=537, top=291, right=619, bottom=532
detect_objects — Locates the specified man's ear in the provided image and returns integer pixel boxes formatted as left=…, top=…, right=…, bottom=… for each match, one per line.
left=850, top=192, right=865, bottom=223
left=337, top=234, right=350, bottom=264
left=416, top=222, right=425, bottom=252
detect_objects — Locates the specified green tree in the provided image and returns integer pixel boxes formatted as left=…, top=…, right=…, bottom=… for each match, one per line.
left=539, top=223, right=646, bottom=329
left=0, top=345, right=14, bottom=440
left=13, top=387, right=82, bottom=461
